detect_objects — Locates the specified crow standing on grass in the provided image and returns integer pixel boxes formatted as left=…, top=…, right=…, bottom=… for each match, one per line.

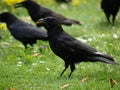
left=0, top=12, right=48, bottom=48
left=101, top=0, right=120, bottom=25
left=36, top=17, right=119, bottom=78
left=14, top=0, right=81, bottom=26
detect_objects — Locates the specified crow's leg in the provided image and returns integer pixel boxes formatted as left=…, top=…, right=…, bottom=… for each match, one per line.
left=68, top=63, right=75, bottom=78
left=104, top=11, right=111, bottom=24
left=112, top=13, right=117, bottom=26
left=30, top=43, right=34, bottom=47
left=60, top=62, right=69, bottom=76
left=22, top=43, right=27, bottom=49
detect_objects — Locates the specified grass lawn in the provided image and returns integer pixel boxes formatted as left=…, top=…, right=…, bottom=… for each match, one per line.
left=0, top=0, right=120, bottom=90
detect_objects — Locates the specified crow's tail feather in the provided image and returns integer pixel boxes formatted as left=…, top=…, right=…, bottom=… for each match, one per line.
left=62, top=19, right=82, bottom=26
left=89, top=57, right=119, bottom=65
left=88, top=52, right=119, bottom=65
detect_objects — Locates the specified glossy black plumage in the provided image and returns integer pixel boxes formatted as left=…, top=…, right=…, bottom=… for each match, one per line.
left=37, top=17, right=118, bottom=78
left=0, top=12, right=48, bottom=48
left=101, top=0, right=120, bottom=25
left=14, top=0, right=81, bottom=26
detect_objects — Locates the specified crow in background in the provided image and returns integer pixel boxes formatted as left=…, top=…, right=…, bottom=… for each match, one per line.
left=36, top=17, right=119, bottom=78
left=101, top=0, right=120, bottom=25
left=14, top=0, right=81, bottom=26
left=0, top=12, right=48, bottom=48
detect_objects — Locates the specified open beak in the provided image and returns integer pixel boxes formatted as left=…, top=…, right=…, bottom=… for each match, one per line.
left=36, top=18, right=45, bottom=27
left=14, top=3, right=23, bottom=8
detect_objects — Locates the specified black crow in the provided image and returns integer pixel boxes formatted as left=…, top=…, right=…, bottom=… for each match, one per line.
left=14, top=0, right=81, bottom=26
left=36, top=17, right=119, bottom=78
left=0, top=12, right=48, bottom=48
left=101, top=0, right=120, bottom=25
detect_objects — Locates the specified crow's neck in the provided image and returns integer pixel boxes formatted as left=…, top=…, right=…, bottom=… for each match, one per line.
left=27, top=7, right=40, bottom=22
left=28, top=8, right=39, bottom=22
left=47, top=26, right=63, bottom=39
left=6, top=17, right=17, bottom=26
left=48, top=25, right=63, bottom=32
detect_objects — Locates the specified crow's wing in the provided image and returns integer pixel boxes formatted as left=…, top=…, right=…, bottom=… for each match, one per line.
left=56, top=32, right=97, bottom=55
left=51, top=12, right=66, bottom=20
left=8, top=21, right=47, bottom=40
left=39, top=6, right=80, bottom=25
left=39, top=6, right=55, bottom=17
left=39, top=6, right=66, bottom=20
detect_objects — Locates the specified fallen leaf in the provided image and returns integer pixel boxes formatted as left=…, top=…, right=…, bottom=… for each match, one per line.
left=109, top=78, right=117, bottom=88
left=60, top=84, right=69, bottom=89
left=10, top=87, right=16, bottom=90
left=32, top=52, right=40, bottom=57
left=21, top=16, right=31, bottom=22
left=82, top=77, right=88, bottom=83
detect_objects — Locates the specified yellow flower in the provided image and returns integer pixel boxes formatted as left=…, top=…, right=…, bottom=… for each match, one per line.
left=71, top=0, right=80, bottom=6
left=3, top=0, right=23, bottom=6
left=0, top=23, right=7, bottom=30
left=83, top=0, right=87, bottom=4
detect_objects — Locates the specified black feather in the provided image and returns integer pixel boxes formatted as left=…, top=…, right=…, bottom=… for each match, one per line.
left=101, top=0, right=120, bottom=25
left=37, top=17, right=119, bottom=78
left=0, top=12, right=48, bottom=48
left=14, top=0, right=81, bottom=26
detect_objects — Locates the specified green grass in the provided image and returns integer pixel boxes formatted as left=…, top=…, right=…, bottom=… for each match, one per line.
left=0, top=0, right=120, bottom=90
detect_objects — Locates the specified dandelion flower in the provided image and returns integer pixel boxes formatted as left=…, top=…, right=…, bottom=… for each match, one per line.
left=71, top=0, right=80, bottom=6
left=0, top=23, right=7, bottom=30
left=83, top=0, right=87, bottom=4
left=4, top=0, right=23, bottom=6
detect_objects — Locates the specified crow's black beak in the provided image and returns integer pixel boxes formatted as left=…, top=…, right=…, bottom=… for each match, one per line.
left=36, top=18, right=45, bottom=27
left=14, top=3, right=23, bottom=8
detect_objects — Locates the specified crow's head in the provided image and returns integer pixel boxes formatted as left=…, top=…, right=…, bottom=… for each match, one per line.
left=36, top=17, right=61, bottom=30
left=14, top=0, right=39, bottom=8
left=0, top=12, right=13, bottom=22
